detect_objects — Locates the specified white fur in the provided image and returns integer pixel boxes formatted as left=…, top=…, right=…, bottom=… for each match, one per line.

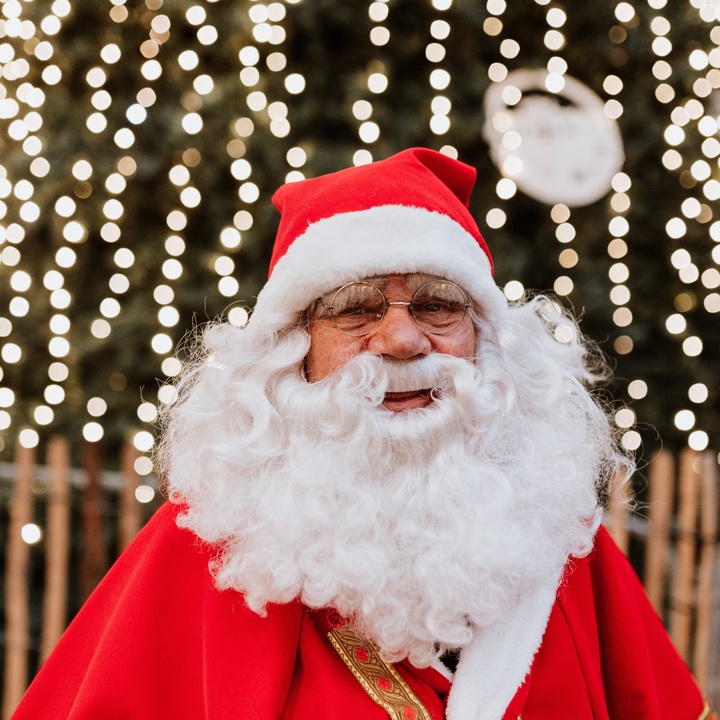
left=251, top=205, right=503, bottom=326
left=446, top=579, right=560, bottom=719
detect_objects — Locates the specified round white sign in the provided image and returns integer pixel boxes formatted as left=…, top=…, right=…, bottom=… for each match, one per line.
left=483, top=69, right=625, bottom=207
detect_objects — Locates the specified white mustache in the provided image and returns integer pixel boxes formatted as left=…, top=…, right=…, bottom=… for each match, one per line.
left=379, top=355, right=449, bottom=393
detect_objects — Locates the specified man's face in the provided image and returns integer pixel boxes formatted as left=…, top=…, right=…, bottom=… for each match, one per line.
left=305, top=274, right=476, bottom=412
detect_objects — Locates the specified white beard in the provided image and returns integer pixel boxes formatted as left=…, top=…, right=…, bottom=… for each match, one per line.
left=166, top=349, right=606, bottom=667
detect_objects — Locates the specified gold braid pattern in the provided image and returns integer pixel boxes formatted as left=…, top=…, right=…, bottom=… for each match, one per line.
left=327, top=626, right=433, bottom=720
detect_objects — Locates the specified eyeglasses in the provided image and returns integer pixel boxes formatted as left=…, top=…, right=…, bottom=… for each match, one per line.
left=315, top=279, right=472, bottom=337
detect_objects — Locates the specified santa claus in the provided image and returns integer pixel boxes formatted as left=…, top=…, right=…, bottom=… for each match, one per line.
left=12, top=148, right=711, bottom=719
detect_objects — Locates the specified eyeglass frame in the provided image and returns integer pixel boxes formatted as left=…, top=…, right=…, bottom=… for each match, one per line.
left=311, top=278, right=473, bottom=337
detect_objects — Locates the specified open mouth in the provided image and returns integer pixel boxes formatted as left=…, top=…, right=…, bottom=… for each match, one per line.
left=382, top=389, right=433, bottom=412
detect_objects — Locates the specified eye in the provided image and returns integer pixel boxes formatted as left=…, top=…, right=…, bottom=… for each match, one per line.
left=331, top=283, right=385, bottom=318
left=335, top=302, right=382, bottom=317
left=414, top=298, right=460, bottom=314
left=333, top=305, right=379, bottom=318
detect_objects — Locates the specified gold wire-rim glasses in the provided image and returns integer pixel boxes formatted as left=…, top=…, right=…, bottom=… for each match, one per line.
left=315, top=279, right=472, bottom=337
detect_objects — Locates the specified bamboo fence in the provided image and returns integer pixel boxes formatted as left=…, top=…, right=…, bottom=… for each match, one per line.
left=0, top=437, right=158, bottom=719
left=605, top=447, right=720, bottom=708
left=1, top=441, right=719, bottom=716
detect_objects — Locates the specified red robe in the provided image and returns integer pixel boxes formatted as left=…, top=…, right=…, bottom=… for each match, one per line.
left=12, top=502, right=710, bottom=720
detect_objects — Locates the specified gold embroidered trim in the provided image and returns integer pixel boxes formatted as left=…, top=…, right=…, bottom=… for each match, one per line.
left=327, top=626, right=433, bottom=720
left=698, top=700, right=716, bottom=720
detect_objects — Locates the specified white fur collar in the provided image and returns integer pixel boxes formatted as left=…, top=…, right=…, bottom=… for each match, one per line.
left=446, top=574, right=561, bottom=720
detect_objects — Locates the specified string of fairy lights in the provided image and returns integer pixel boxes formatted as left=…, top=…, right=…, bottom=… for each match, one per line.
left=142, top=0, right=308, bottom=471
left=602, top=2, right=641, bottom=451
left=481, top=0, right=521, bottom=252
left=355, top=0, right=456, bottom=164
left=643, top=0, right=720, bottom=454
left=0, top=0, right=719, bottom=511
left=350, top=0, right=388, bottom=165
left=234, top=0, right=306, bottom=316
left=0, top=0, right=75, bottom=455
left=482, top=0, right=521, bottom=274
left=475, top=0, right=720, bottom=457
left=426, top=0, right=453, bottom=151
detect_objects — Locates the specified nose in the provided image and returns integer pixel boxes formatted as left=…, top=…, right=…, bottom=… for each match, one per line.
left=366, top=304, right=432, bottom=359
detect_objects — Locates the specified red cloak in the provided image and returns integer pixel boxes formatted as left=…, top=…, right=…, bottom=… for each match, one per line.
left=12, top=502, right=710, bottom=720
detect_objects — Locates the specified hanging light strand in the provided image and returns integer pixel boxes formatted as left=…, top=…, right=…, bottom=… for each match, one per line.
left=541, top=1, right=576, bottom=302
left=349, top=0, right=390, bottom=167
left=0, top=0, right=75, bottom=448
left=227, top=0, right=300, bottom=335
left=483, top=0, right=517, bottom=287
left=648, top=0, right=717, bottom=451
left=426, top=3, right=453, bottom=145
left=604, top=2, right=642, bottom=451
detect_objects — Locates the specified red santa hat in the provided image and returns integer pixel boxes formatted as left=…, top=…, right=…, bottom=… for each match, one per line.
left=250, top=147, right=505, bottom=325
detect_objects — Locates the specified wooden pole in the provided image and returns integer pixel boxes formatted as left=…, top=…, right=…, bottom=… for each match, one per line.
left=693, top=451, right=718, bottom=695
left=39, top=436, right=71, bottom=664
left=669, top=448, right=700, bottom=661
left=644, top=450, right=675, bottom=614
left=715, top=545, right=720, bottom=712
left=119, top=439, right=141, bottom=552
left=2, top=443, right=35, bottom=720
left=606, top=467, right=631, bottom=554
left=80, top=441, right=107, bottom=603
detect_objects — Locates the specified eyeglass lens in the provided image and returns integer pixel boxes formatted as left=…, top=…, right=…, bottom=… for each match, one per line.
left=328, top=280, right=468, bottom=336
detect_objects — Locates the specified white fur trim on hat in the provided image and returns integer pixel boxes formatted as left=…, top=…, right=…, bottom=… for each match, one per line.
left=250, top=205, right=506, bottom=326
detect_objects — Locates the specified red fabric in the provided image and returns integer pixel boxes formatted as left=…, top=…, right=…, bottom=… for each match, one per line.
left=556, top=527, right=706, bottom=719
left=269, top=148, right=492, bottom=276
left=12, top=504, right=707, bottom=719
left=513, top=527, right=706, bottom=720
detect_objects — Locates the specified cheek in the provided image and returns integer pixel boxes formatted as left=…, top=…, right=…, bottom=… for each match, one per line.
left=437, top=323, right=477, bottom=359
left=306, top=325, right=365, bottom=382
